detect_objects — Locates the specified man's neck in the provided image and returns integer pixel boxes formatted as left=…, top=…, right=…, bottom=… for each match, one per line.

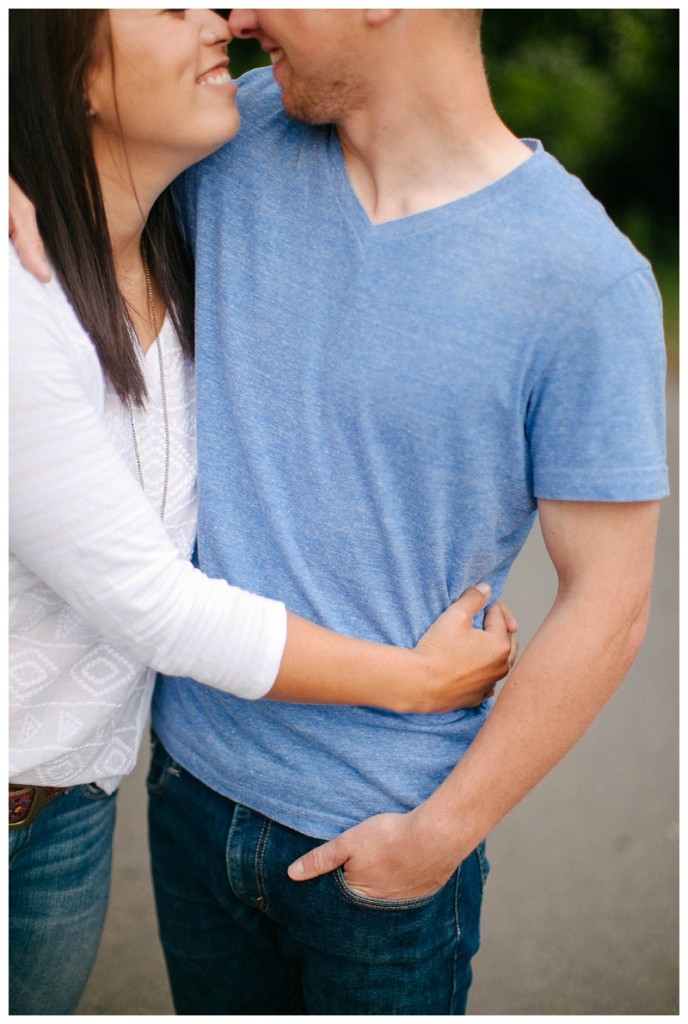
left=335, top=45, right=531, bottom=224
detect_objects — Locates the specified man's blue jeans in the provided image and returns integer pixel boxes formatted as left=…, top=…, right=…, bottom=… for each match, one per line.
left=9, top=784, right=116, bottom=1014
left=147, top=734, right=488, bottom=1015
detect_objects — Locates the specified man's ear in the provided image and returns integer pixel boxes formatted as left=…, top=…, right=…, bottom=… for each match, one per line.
left=364, top=10, right=399, bottom=28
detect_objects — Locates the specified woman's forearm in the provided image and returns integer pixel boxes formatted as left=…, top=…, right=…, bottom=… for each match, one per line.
left=266, top=591, right=515, bottom=714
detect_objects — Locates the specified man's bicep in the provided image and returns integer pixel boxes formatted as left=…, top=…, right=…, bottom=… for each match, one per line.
left=537, top=498, right=660, bottom=606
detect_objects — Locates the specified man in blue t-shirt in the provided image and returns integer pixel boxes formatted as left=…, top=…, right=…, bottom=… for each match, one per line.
left=11, top=9, right=668, bottom=1016
left=145, top=10, right=668, bottom=1014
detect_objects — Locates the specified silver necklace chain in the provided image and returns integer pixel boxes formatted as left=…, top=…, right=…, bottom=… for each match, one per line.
left=129, top=236, right=170, bottom=521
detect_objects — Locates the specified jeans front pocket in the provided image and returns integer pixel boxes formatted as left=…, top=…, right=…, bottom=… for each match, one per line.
left=333, top=865, right=450, bottom=911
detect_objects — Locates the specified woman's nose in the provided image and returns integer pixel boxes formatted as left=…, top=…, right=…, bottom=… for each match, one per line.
left=200, top=12, right=231, bottom=47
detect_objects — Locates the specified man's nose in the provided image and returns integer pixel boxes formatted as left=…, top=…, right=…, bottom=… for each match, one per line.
left=228, top=9, right=260, bottom=38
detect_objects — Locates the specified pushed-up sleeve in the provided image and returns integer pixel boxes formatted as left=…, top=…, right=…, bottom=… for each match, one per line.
left=9, top=251, right=287, bottom=699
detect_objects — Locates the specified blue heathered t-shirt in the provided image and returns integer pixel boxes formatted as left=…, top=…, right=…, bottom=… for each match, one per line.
left=152, top=69, right=668, bottom=840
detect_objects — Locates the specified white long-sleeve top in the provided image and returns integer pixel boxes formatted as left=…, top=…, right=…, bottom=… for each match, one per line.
left=9, top=244, right=287, bottom=792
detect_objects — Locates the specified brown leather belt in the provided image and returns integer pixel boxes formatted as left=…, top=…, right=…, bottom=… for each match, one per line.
left=9, top=784, right=72, bottom=830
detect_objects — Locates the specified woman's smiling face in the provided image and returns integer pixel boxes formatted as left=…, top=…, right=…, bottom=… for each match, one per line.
left=87, top=9, right=239, bottom=178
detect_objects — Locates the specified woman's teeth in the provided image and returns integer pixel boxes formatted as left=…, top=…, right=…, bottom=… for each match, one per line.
left=199, top=69, right=232, bottom=86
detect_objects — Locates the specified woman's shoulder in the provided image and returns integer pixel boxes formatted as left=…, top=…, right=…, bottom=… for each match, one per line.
left=9, top=241, right=104, bottom=378
left=9, top=240, right=68, bottom=320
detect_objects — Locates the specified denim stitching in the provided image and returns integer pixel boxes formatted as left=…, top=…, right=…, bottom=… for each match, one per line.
left=9, top=827, right=32, bottom=863
left=224, top=802, right=242, bottom=901
left=333, top=866, right=441, bottom=910
left=79, top=784, right=109, bottom=801
left=254, top=816, right=272, bottom=912
left=476, top=842, right=490, bottom=887
left=451, top=862, right=462, bottom=1012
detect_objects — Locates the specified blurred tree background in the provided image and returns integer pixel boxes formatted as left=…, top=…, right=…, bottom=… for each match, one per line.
left=228, top=9, right=678, bottom=356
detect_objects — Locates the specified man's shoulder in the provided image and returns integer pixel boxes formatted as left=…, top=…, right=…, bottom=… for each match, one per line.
left=235, top=66, right=301, bottom=140
left=522, top=146, right=649, bottom=283
left=235, top=66, right=280, bottom=120
left=190, top=67, right=314, bottom=187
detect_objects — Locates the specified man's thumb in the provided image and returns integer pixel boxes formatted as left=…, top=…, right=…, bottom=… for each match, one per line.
left=288, top=838, right=348, bottom=882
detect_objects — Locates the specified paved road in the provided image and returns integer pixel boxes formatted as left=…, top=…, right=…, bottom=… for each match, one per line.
left=77, top=378, right=679, bottom=1015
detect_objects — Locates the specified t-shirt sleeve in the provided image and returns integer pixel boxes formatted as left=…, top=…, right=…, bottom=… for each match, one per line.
left=9, top=249, right=286, bottom=698
left=526, top=266, right=669, bottom=501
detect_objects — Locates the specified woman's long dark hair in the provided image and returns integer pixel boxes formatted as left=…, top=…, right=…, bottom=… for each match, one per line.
left=9, top=10, right=195, bottom=406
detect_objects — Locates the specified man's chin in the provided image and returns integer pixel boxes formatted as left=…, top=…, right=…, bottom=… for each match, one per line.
left=277, top=79, right=343, bottom=126
left=281, top=95, right=327, bottom=126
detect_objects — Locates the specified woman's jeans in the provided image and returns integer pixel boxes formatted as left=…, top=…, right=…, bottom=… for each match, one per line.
left=9, top=784, right=116, bottom=1015
left=148, top=734, right=489, bottom=1015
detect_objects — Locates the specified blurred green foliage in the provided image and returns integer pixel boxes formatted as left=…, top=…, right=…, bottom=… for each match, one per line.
left=482, top=10, right=678, bottom=270
left=229, top=34, right=270, bottom=78
left=228, top=9, right=678, bottom=351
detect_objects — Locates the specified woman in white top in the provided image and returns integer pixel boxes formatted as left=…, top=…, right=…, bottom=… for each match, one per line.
left=8, top=9, right=517, bottom=1014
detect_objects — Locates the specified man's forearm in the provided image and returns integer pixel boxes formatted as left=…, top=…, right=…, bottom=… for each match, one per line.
left=411, top=585, right=650, bottom=866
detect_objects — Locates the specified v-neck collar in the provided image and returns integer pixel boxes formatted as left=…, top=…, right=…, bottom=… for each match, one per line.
left=325, top=129, right=544, bottom=241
